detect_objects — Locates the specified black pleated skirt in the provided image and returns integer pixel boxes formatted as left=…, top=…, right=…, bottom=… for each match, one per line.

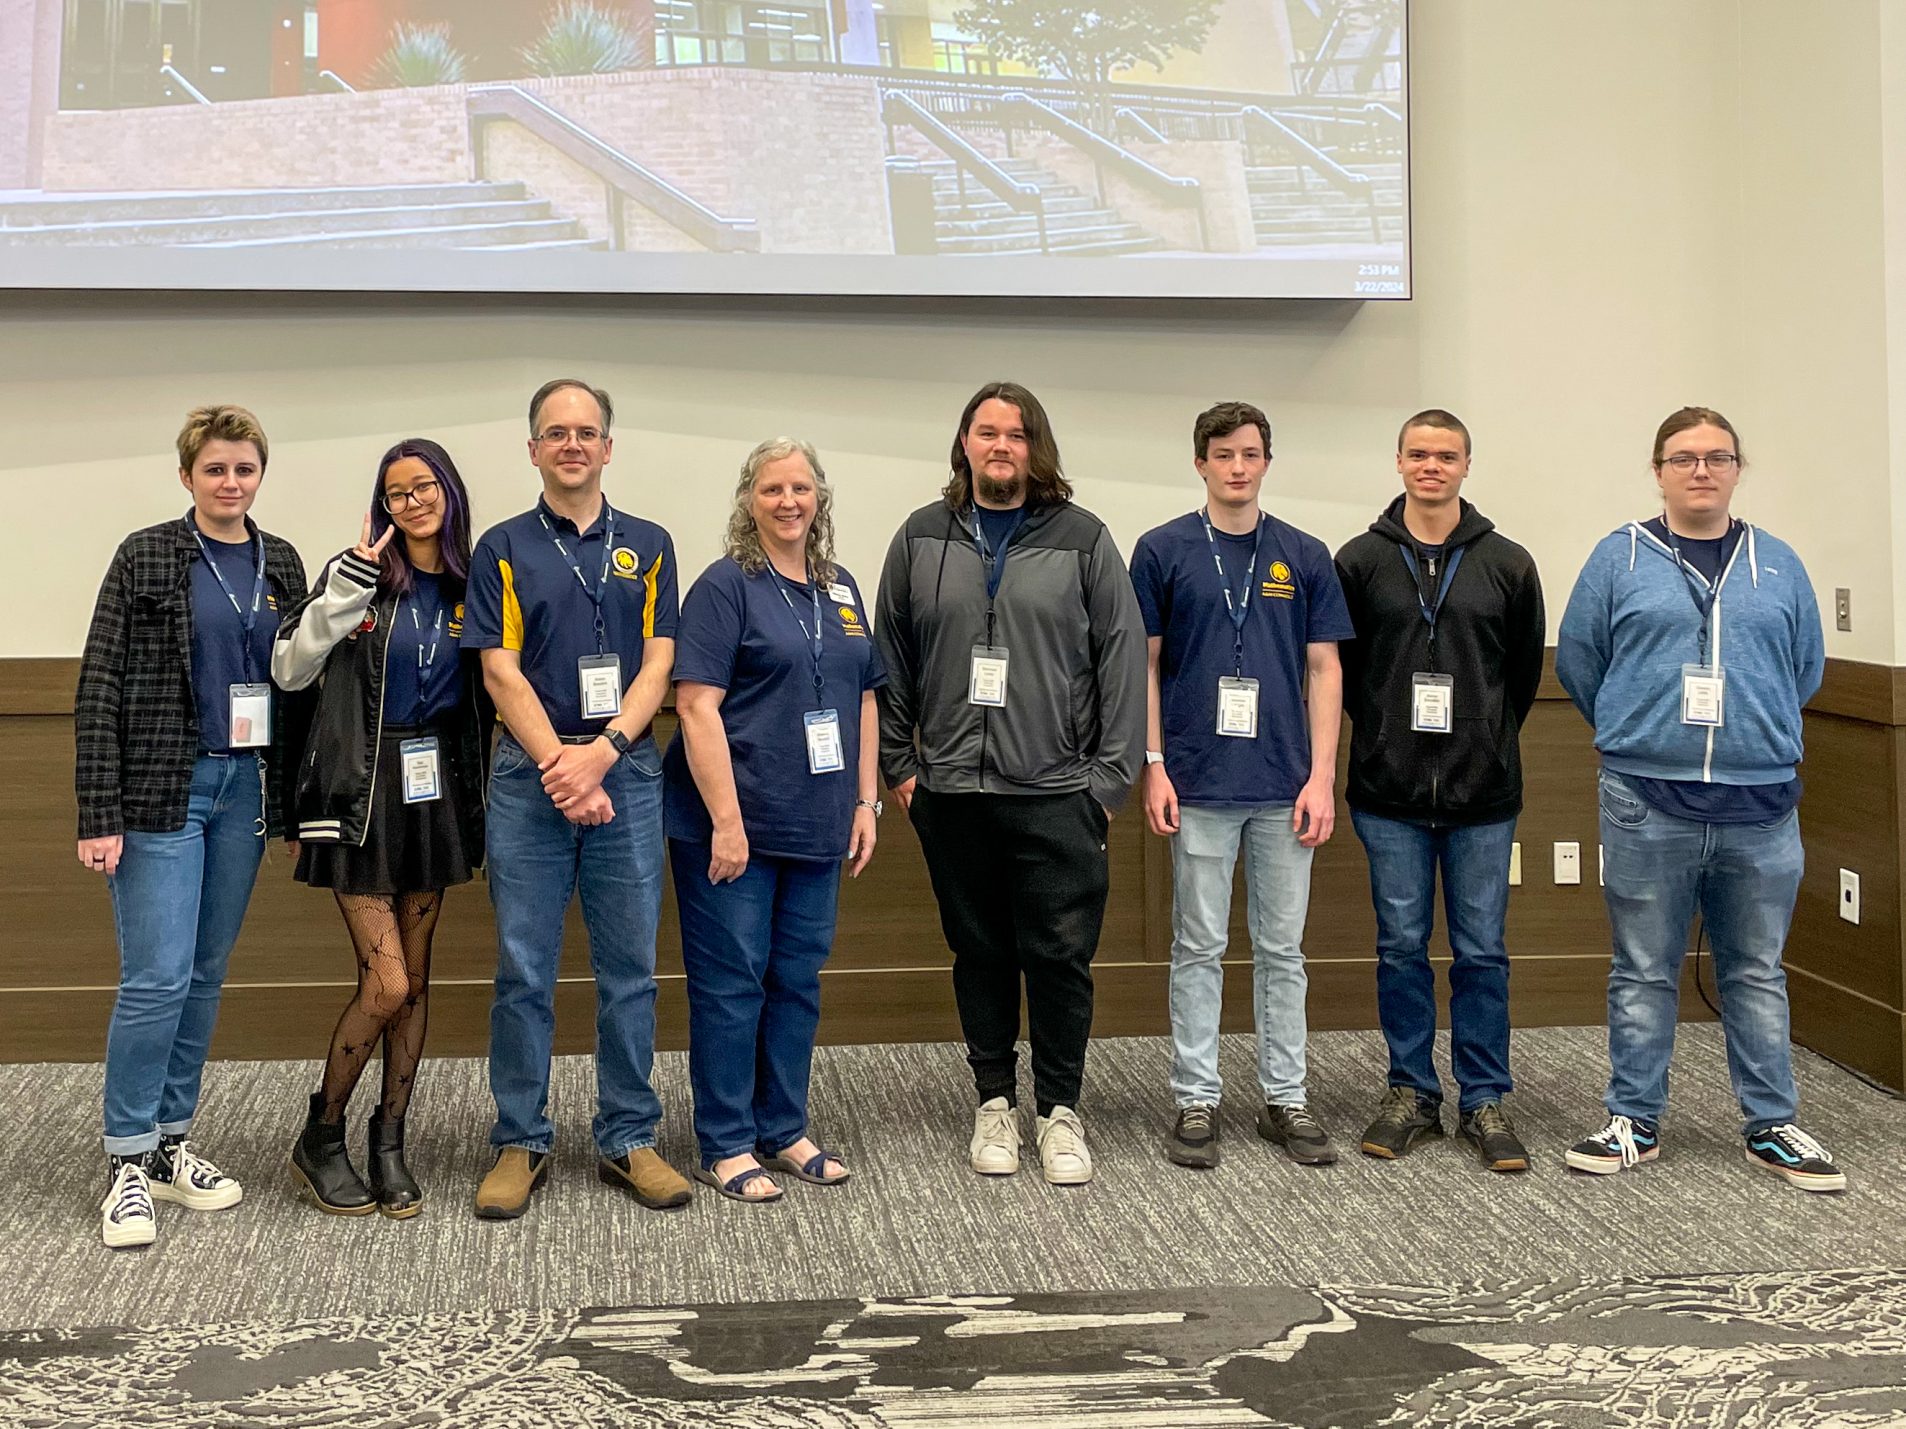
left=296, top=726, right=478, bottom=895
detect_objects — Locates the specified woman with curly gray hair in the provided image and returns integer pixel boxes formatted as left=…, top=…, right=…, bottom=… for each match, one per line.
left=661, top=438, right=886, bottom=1203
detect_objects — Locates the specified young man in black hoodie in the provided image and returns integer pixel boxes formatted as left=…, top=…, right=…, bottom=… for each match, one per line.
left=1334, top=410, right=1545, bottom=1172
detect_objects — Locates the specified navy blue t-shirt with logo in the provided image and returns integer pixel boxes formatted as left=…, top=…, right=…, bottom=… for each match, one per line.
left=1130, top=511, right=1355, bottom=807
left=664, top=558, right=887, bottom=860
left=464, top=495, right=678, bottom=738
left=380, top=571, right=466, bottom=726
left=189, top=523, right=281, bottom=754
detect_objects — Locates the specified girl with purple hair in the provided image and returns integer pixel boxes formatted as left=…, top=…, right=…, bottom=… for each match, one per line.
left=271, top=439, right=490, bottom=1218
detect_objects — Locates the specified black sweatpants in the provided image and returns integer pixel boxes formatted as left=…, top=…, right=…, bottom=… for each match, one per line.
left=909, top=786, right=1111, bottom=1115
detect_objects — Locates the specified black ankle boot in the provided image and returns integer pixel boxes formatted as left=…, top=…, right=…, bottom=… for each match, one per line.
left=290, top=1092, right=375, bottom=1215
left=367, top=1111, right=423, bottom=1219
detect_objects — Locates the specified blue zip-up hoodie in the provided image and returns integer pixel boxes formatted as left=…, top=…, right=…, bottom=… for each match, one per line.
left=1556, top=521, right=1824, bottom=784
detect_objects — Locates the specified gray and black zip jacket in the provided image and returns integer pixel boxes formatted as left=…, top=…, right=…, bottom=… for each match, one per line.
left=873, top=499, right=1146, bottom=811
left=271, top=549, right=491, bottom=850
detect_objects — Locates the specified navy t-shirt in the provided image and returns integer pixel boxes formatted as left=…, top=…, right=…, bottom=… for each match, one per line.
left=1130, top=511, right=1355, bottom=806
left=189, top=525, right=281, bottom=754
left=464, top=497, right=679, bottom=737
left=973, top=505, right=1028, bottom=599
left=664, top=559, right=888, bottom=860
left=1627, top=517, right=1798, bottom=823
left=381, top=571, right=466, bottom=726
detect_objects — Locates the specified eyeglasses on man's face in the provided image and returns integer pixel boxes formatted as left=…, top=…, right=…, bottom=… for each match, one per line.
left=535, top=427, right=605, bottom=448
left=382, top=479, right=442, bottom=513
left=1659, top=452, right=1740, bottom=473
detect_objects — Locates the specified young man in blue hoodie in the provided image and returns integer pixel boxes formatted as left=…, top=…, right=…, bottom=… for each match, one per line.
left=1556, top=406, right=1842, bottom=1193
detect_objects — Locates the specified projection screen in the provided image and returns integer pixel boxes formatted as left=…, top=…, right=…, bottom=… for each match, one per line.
left=0, top=0, right=1408, bottom=299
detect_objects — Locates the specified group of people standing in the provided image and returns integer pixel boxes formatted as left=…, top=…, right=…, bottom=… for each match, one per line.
left=73, top=380, right=1844, bottom=1250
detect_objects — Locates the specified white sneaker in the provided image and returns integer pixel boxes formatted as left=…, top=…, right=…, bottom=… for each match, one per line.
left=148, top=1139, right=244, bottom=1211
left=970, top=1097, right=1022, bottom=1175
left=101, top=1160, right=156, bottom=1249
left=1036, top=1105, right=1095, bottom=1186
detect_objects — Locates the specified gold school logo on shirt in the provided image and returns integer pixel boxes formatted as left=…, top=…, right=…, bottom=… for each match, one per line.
left=611, top=547, right=640, bottom=579
left=838, top=606, right=867, bottom=637
left=448, top=602, right=464, bottom=639
left=1261, top=560, right=1296, bottom=601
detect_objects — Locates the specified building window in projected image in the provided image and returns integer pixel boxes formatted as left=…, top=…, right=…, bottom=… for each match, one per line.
left=9, top=0, right=1410, bottom=301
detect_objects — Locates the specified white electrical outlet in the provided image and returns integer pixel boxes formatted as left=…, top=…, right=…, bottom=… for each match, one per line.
left=1509, top=842, right=1522, bottom=886
left=1554, top=841, right=1581, bottom=885
left=1840, top=869, right=1861, bottom=925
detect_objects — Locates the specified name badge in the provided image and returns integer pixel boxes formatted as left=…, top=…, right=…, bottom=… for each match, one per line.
left=1682, top=664, right=1725, bottom=727
left=578, top=653, right=623, bottom=721
left=228, top=683, right=272, bottom=748
left=1411, top=672, right=1453, bottom=734
left=828, top=583, right=855, bottom=606
left=401, top=736, right=442, bottom=804
left=803, top=708, right=845, bottom=775
left=969, top=644, right=1009, bottom=707
left=1216, top=675, right=1259, bottom=739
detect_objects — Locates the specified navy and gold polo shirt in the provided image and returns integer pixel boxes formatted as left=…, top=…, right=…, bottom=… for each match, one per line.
left=464, top=495, right=678, bottom=737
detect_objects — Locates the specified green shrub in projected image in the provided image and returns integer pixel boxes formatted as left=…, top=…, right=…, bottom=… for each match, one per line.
left=369, top=22, right=471, bottom=89
left=519, top=1, right=647, bottom=77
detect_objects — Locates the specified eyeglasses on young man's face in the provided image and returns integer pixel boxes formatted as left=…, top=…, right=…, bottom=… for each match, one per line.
left=382, top=479, right=442, bottom=513
left=1658, top=452, right=1739, bottom=473
left=534, top=427, right=606, bottom=448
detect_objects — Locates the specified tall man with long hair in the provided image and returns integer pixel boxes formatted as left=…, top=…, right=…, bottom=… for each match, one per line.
left=874, top=382, right=1146, bottom=1185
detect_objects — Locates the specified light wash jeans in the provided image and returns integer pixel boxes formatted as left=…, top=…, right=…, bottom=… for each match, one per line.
left=103, top=753, right=266, bottom=1155
left=485, top=733, right=667, bottom=1160
left=1168, top=802, right=1314, bottom=1107
left=1598, top=769, right=1804, bottom=1135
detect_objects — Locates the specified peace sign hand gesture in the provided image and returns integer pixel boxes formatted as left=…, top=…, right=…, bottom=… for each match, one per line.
left=352, top=511, right=396, bottom=565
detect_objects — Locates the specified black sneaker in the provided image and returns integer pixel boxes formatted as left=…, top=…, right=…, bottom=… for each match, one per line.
left=1257, top=1103, right=1338, bottom=1166
left=1166, top=1104, right=1221, bottom=1170
left=1745, top=1124, right=1846, bottom=1193
left=1359, top=1086, right=1444, bottom=1159
left=1564, top=1114, right=1659, bottom=1174
left=1459, top=1101, right=1529, bottom=1173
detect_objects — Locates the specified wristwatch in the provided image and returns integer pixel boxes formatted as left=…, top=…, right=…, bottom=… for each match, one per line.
left=1144, top=750, right=1165, bottom=766
left=598, top=727, right=632, bottom=755
left=856, top=798, right=884, bottom=817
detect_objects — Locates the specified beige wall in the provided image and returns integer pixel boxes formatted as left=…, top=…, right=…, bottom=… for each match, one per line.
left=4, top=1, right=1903, bottom=663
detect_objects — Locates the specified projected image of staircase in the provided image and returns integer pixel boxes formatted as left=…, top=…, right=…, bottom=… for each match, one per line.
left=918, top=159, right=1165, bottom=258
left=0, top=183, right=603, bottom=251
left=1247, top=159, right=1405, bottom=247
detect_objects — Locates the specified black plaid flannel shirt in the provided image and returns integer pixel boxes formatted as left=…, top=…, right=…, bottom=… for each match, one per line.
left=75, top=518, right=310, bottom=840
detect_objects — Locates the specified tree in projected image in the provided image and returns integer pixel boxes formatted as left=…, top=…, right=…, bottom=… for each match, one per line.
left=951, top=0, right=1223, bottom=133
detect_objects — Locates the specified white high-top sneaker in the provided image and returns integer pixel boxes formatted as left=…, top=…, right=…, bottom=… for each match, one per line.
left=969, top=1097, right=1022, bottom=1175
left=148, top=1137, right=244, bottom=1211
left=101, top=1158, right=157, bottom=1249
left=1035, top=1106, right=1094, bottom=1186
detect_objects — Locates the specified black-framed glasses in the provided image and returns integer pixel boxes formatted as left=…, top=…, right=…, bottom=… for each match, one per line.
left=535, top=426, right=605, bottom=448
left=1659, top=453, right=1739, bottom=473
left=382, top=479, right=442, bottom=513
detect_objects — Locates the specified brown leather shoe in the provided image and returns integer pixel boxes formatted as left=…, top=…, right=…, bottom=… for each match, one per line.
left=597, top=1147, right=693, bottom=1210
left=474, top=1147, right=547, bottom=1220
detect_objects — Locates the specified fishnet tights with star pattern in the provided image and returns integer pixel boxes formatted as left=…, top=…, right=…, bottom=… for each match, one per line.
left=317, top=891, right=442, bottom=1122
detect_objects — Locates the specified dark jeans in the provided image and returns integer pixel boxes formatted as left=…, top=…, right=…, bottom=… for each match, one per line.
left=910, top=786, right=1110, bottom=1115
left=671, top=843, right=840, bottom=1169
left=1351, top=810, right=1517, bottom=1112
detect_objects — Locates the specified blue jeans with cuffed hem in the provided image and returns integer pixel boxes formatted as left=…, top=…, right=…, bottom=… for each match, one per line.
left=1351, top=809, right=1516, bottom=1114
left=485, top=733, right=666, bottom=1160
left=1167, top=802, right=1314, bottom=1108
left=102, top=753, right=266, bottom=1157
left=1597, top=768, right=1802, bottom=1136
left=671, top=843, right=839, bottom=1169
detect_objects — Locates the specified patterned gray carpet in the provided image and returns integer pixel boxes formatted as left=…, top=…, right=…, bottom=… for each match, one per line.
left=6, top=1270, right=1906, bottom=1426
left=6, top=1025, right=1903, bottom=1337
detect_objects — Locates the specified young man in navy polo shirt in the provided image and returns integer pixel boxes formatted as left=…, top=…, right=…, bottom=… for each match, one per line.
left=1132, top=401, right=1355, bottom=1170
left=462, top=378, right=693, bottom=1219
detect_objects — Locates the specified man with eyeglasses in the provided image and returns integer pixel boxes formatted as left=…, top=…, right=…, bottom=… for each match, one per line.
left=461, top=377, right=693, bottom=1219
left=1334, top=410, right=1546, bottom=1173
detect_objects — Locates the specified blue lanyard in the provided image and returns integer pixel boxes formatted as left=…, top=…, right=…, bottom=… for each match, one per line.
left=774, top=570, right=826, bottom=696
left=187, top=514, right=267, bottom=681
left=1664, top=523, right=1736, bottom=656
left=540, top=502, right=616, bottom=653
left=1398, top=543, right=1466, bottom=640
left=1200, top=510, right=1263, bottom=675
